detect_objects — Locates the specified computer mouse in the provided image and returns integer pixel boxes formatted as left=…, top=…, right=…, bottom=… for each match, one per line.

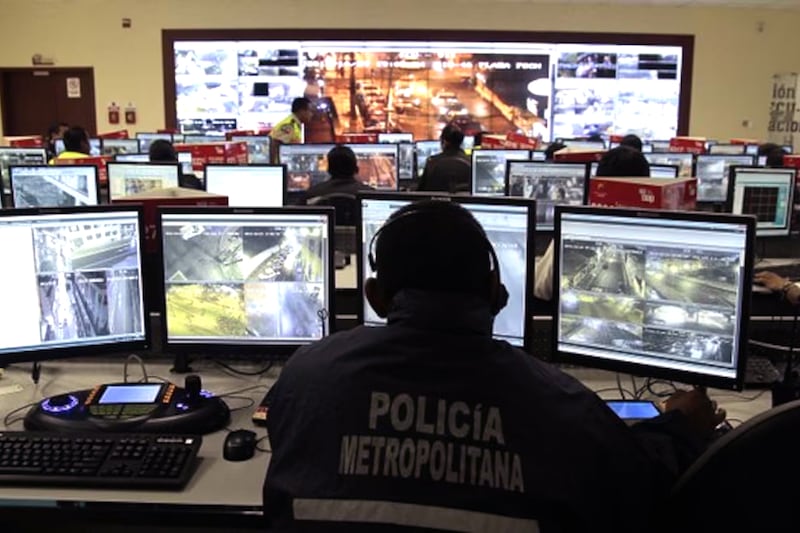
left=223, top=429, right=258, bottom=462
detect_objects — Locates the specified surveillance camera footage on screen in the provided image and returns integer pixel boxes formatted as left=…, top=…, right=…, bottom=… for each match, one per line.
left=173, top=40, right=684, bottom=141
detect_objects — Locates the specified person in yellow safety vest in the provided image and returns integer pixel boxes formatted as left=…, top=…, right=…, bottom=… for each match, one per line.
left=270, top=97, right=314, bottom=145
left=49, top=126, right=91, bottom=164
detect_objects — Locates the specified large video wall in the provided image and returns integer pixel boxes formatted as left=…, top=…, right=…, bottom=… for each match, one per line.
left=164, top=31, right=693, bottom=141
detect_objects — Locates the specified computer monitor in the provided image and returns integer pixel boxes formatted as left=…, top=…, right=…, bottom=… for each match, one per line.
left=727, top=167, right=795, bottom=237
left=106, top=162, right=181, bottom=201
left=357, top=192, right=536, bottom=349
left=531, top=150, right=547, bottom=161
left=745, top=144, right=759, bottom=156
left=348, top=143, right=400, bottom=191
left=377, top=132, right=413, bottom=144
left=650, top=140, right=671, bottom=152
left=709, top=144, right=746, bottom=156
left=695, top=154, right=757, bottom=203
left=553, top=206, right=755, bottom=390
left=649, top=164, right=680, bottom=178
left=0, top=206, right=148, bottom=364
left=55, top=138, right=101, bottom=157
left=171, top=133, right=186, bottom=143
left=757, top=155, right=768, bottom=166
left=136, top=133, right=173, bottom=152
left=158, top=207, right=334, bottom=356
left=8, top=165, right=100, bottom=208
left=115, top=152, right=193, bottom=175
left=560, top=138, right=606, bottom=151
left=182, top=135, right=225, bottom=144
left=230, top=135, right=271, bottom=164
left=472, top=149, right=530, bottom=196
left=414, top=140, right=441, bottom=177
left=0, top=148, right=48, bottom=192
left=101, top=139, right=141, bottom=156
left=505, top=161, right=589, bottom=231
left=463, top=135, right=476, bottom=152
left=644, top=152, right=695, bottom=178
left=279, top=143, right=336, bottom=192
left=204, top=164, right=286, bottom=207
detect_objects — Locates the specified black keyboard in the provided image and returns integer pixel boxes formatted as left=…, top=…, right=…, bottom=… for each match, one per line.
left=0, top=432, right=202, bottom=489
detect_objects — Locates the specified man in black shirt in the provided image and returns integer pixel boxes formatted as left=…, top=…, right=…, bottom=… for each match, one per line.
left=304, top=144, right=374, bottom=201
left=148, top=139, right=202, bottom=190
left=417, top=125, right=471, bottom=193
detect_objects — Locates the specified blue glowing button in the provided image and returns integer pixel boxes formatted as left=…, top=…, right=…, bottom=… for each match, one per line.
left=41, top=395, right=79, bottom=414
left=176, top=402, right=189, bottom=411
left=200, top=390, right=213, bottom=398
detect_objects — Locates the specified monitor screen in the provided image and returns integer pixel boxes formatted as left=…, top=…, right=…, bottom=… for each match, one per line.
left=115, top=152, right=193, bottom=174
left=55, top=139, right=102, bottom=157
left=649, top=164, right=680, bottom=178
left=0, top=148, right=48, bottom=192
left=279, top=143, right=336, bottom=192
left=745, top=144, right=759, bottom=156
left=783, top=144, right=793, bottom=154
left=505, top=161, right=588, bottom=231
left=0, top=207, right=148, bottom=364
left=472, top=149, right=530, bottom=196
left=463, top=135, right=476, bottom=152
left=9, top=165, right=100, bottom=208
left=204, top=164, right=286, bottom=207
left=182, top=135, right=226, bottom=144
left=349, top=143, right=399, bottom=191
left=396, top=143, right=415, bottom=181
left=709, top=144, right=746, bottom=156
left=378, top=133, right=413, bottom=144
left=644, top=152, right=694, bottom=178
left=553, top=206, right=754, bottom=390
left=695, top=154, right=756, bottom=203
left=728, top=167, right=795, bottom=237
left=560, top=139, right=606, bottom=151
left=159, top=208, right=334, bottom=354
left=650, top=140, right=671, bottom=152
left=415, top=140, right=441, bottom=177
left=531, top=150, right=547, bottom=161
left=757, top=155, right=767, bottom=166
left=358, top=193, right=535, bottom=349
left=101, top=139, right=141, bottom=156
left=230, top=135, right=271, bottom=164
left=106, top=163, right=181, bottom=201
left=136, top=133, right=173, bottom=152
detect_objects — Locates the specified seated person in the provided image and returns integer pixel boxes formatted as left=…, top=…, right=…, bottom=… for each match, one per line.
left=416, top=124, right=471, bottom=192
left=43, top=121, right=69, bottom=160
left=534, top=146, right=650, bottom=300
left=148, top=139, right=202, bottom=190
left=263, top=200, right=723, bottom=532
left=49, top=126, right=90, bottom=163
left=304, top=144, right=375, bottom=202
left=757, top=142, right=788, bottom=168
left=619, top=133, right=643, bottom=152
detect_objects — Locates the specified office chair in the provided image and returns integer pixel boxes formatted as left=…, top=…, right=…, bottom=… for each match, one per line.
left=658, top=398, right=800, bottom=533
left=307, top=192, right=358, bottom=226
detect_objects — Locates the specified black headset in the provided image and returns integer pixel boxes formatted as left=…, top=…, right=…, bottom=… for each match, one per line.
left=367, top=201, right=509, bottom=316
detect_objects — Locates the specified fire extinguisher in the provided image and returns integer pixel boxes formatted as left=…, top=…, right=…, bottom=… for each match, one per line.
left=108, top=102, right=120, bottom=125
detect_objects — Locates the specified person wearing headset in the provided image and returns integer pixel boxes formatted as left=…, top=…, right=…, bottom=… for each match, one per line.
left=263, top=200, right=723, bottom=532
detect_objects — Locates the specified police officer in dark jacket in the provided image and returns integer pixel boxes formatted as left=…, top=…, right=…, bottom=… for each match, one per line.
left=264, top=200, right=724, bottom=532
left=417, top=125, right=471, bottom=193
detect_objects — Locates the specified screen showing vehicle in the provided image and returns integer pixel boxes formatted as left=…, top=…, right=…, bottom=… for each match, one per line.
left=204, top=165, right=285, bottom=207
left=506, top=161, right=587, bottom=231
left=729, top=167, right=795, bottom=237
left=279, top=143, right=336, bottom=192
left=9, top=165, right=99, bottom=208
left=555, top=208, right=753, bottom=389
left=101, top=139, right=141, bottom=156
left=415, top=140, right=441, bottom=177
left=160, top=210, right=332, bottom=346
left=0, top=209, right=146, bottom=359
left=99, top=384, right=162, bottom=404
left=55, top=139, right=102, bottom=157
left=695, top=154, right=756, bottom=203
left=472, top=149, right=530, bottom=195
left=360, top=196, right=533, bottom=347
left=115, top=152, right=194, bottom=175
left=231, top=135, right=271, bottom=164
left=107, top=163, right=181, bottom=200
left=644, top=152, right=694, bottom=178
left=349, top=143, right=399, bottom=191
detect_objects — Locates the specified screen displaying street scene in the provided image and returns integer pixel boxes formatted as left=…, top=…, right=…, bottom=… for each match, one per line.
left=204, top=165, right=285, bottom=207
left=0, top=210, right=146, bottom=357
left=556, top=211, right=750, bottom=383
left=729, top=168, right=795, bottom=237
left=172, top=39, right=685, bottom=142
left=472, top=149, right=530, bottom=196
left=377, top=136, right=414, bottom=181
left=101, top=139, right=141, bottom=156
left=107, top=163, right=181, bottom=200
left=360, top=197, right=532, bottom=347
left=644, top=152, right=694, bottom=178
left=349, top=143, right=399, bottom=190
left=231, top=135, right=271, bottom=164
left=506, top=161, right=587, bottom=230
left=161, top=212, right=331, bottom=345
left=0, top=148, right=47, bottom=192
left=694, top=155, right=756, bottom=203
left=9, top=166, right=99, bottom=208
left=279, top=143, right=336, bottom=191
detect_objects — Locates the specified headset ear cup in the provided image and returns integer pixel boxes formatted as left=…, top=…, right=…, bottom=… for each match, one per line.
left=492, top=284, right=509, bottom=316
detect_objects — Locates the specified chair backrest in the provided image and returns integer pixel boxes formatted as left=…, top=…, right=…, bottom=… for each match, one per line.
left=660, top=398, right=800, bottom=533
left=307, top=192, right=358, bottom=226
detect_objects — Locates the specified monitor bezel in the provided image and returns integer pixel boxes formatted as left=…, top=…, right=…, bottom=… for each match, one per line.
left=648, top=164, right=681, bottom=178
left=471, top=148, right=531, bottom=196
left=203, top=163, right=288, bottom=207
left=355, top=191, right=537, bottom=352
left=694, top=153, right=757, bottom=204
left=504, top=160, right=590, bottom=232
left=7, top=164, right=101, bottom=208
left=552, top=204, right=755, bottom=391
left=0, top=205, right=150, bottom=365
left=105, top=161, right=182, bottom=202
left=726, top=165, right=796, bottom=238
left=156, top=205, right=337, bottom=357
